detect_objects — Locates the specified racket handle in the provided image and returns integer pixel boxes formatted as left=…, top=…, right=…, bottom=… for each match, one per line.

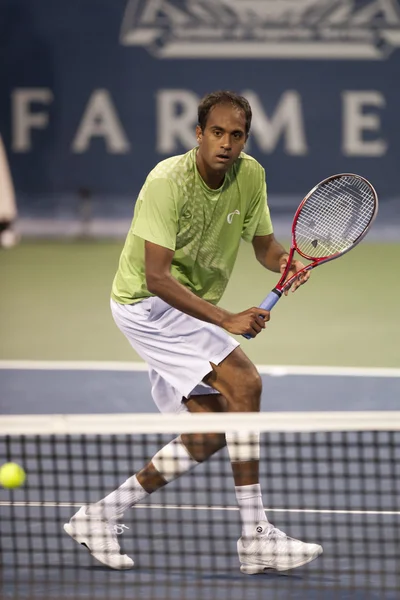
left=242, top=290, right=282, bottom=340
left=259, top=289, right=282, bottom=311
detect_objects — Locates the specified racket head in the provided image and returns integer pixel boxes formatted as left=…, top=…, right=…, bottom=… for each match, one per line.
left=292, top=173, right=378, bottom=264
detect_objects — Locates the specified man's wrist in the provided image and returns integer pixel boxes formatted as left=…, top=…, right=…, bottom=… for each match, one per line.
left=278, top=251, right=289, bottom=265
left=213, top=307, right=232, bottom=328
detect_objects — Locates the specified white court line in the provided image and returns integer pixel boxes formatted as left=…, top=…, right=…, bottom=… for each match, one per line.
left=1, top=501, right=398, bottom=516
left=1, top=360, right=400, bottom=378
left=0, top=360, right=148, bottom=372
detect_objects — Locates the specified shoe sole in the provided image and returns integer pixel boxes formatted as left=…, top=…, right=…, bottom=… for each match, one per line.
left=63, top=523, right=134, bottom=570
left=240, top=545, right=323, bottom=574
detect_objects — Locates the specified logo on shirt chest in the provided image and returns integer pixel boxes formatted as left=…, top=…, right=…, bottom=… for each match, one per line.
left=227, top=210, right=241, bottom=224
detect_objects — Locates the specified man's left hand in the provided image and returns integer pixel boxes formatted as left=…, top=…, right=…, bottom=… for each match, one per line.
left=279, top=256, right=310, bottom=296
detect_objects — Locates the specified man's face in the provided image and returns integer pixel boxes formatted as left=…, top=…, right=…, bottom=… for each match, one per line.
left=196, top=104, right=247, bottom=176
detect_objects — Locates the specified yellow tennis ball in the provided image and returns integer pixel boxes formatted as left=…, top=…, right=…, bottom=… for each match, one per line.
left=0, top=462, right=26, bottom=489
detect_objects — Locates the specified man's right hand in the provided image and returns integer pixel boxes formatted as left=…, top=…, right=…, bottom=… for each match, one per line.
left=221, top=308, right=270, bottom=338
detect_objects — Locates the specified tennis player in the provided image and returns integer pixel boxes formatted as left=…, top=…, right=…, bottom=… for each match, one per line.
left=64, top=91, right=322, bottom=572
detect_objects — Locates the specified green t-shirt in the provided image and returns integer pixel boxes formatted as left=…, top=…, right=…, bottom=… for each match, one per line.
left=112, top=148, right=273, bottom=305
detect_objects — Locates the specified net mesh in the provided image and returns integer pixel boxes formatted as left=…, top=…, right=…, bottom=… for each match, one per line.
left=295, top=175, right=377, bottom=259
left=1, top=412, right=399, bottom=600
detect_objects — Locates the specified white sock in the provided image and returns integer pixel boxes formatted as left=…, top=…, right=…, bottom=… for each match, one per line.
left=234, top=483, right=269, bottom=538
left=87, top=474, right=149, bottom=520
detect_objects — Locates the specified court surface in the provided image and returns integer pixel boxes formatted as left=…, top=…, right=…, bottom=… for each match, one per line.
left=1, top=364, right=399, bottom=600
left=1, top=240, right=399, bottom=366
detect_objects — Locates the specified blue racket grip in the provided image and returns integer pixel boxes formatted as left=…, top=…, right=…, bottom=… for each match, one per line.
left=242, top=290, right=282, bottom=340
left=259, top=290, right=281, bottom=311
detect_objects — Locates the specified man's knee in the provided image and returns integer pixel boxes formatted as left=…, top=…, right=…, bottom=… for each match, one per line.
left=219, top=365, right=262, bottom=411
left=205, top=348, right=262, bottom=411
left=247, top=367, right=262, bottom=395
left=238, top=368, right=262, bottom=411
left=181, top=432, right=226, bottom=462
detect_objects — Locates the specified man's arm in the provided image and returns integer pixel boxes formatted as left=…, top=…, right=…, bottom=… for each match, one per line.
left=252, top=233, right=288, bottom=272
left=252, top=234, right=310, bottom=293
left=145, top=241, right=270, bottom=338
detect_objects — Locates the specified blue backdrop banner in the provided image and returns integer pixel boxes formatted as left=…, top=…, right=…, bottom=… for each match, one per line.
left=1, top=0, right=400, bottom=221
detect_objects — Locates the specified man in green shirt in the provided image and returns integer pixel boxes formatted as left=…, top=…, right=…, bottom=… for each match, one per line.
left=64, top=91, right=322, bottom=572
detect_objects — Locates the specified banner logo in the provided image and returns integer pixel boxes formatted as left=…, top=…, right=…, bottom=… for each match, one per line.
left=120, top=0, right=400, bottom=60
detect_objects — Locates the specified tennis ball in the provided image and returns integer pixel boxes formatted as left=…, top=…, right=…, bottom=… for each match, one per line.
left=0, top=462, right=26, bottom=489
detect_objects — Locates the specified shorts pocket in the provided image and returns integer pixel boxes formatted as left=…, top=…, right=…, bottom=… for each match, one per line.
left=149, top=297, right=172, bottom=321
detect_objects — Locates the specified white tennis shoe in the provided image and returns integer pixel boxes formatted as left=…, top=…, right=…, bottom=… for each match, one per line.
left=63, top=506, right=134, bottom=570
left=238, top=521, right=323, bottom=573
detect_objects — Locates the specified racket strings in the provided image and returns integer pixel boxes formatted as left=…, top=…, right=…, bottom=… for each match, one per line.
left=295, top=176, right=376, bottom=259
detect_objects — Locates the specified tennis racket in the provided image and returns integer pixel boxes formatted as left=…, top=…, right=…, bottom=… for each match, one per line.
left=243, top=173, right=378, bottom=340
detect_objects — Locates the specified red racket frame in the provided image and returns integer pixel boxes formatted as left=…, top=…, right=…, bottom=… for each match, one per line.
left=277, top=173, right=378, bottom=293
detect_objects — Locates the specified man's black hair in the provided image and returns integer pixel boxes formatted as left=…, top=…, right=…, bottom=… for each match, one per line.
left=198, top=91, right=252, bottom=136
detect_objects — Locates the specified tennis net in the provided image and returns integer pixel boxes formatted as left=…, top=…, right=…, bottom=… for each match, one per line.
left=1, top=411, right=399, bottom=600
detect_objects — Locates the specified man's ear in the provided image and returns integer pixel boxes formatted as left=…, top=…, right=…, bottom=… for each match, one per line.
left=195, top=125, right=202, bottom=143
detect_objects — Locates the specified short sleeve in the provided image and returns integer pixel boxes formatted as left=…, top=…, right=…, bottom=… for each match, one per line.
left=132, top=178, right=178, bottom=251
left=241, top=168, right=273, bottom=242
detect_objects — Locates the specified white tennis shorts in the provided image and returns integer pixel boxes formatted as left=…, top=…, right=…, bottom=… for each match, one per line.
left=111, top=297, right=239, bottom=414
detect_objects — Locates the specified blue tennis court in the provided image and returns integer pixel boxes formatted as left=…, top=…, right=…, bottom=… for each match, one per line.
left=1, top=365, right=399, bottom=600
left=2, top=363, right=400, bottom=414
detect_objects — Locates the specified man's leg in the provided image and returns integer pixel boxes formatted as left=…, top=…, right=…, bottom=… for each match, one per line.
left=203, top=347, right=323, bottom=572
left=203, top=347, right=268, bottom=537
left=89, top=393, right=227, bottom=518
left=63, top=393, right=227, bottom=570
left=122, top=347, right=302, bottom=562
left=73, top=346, right=263, bottom=565
left=94, top=347, right=266, bottom=539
